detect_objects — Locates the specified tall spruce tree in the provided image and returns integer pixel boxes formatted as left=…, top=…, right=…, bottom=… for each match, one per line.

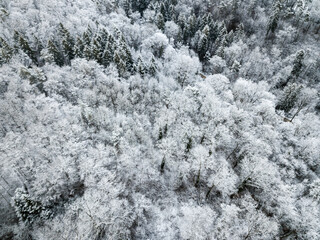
left=18, top=35, right=37, bottom=64
left=47, top=39, right=64, bottom=66
left=267, top=0, right=281, bottom=35
left=91, top=33, right=104, bottom=64
left=74, top=37, right=84, bottom=58
left=113, top=50, right=127, bottom=77
left=59, top=23, right=75, bottom=64
left=0, top=37, right=13, bottom=65
left=136, top=56, right=145, bottom=78
left=148, top=56, right=157, bottom=77
left=198, top=25, right=209, bottom=61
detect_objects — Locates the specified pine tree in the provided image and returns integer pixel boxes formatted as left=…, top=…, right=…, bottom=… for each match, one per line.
left=102, top=34, right=116, bottom=67
left=234, top=23, right=245, bottom=41
left=19, top=35, right=37, bottom=63
left=102, top=42, right=114, bottom=67
left=156, top=13, right=165, bottom=31
left=187, top=14, right=197, bottom=38
left=267, top=0, right=281, bottom=35
left=33, top=35, right=44, bottom=55
left=113, top=50, right=126, bottom=77
left=47, top=39, right=64, bottom=66
left=198, top=25, right=209, bottom=61
left=91, top=33, right=104, bottom=64
left=276, top=83, right=303, bottom=113
left=118, top=38, right=133, bottom=73
left=215, top=24, right=227, bottom=45
left=81, top=28, right=93, bottom=60
left=136, top=56, right=145, bottom=78
left=215, top=24, right=228, bottom=58
left=59, top=23, right=75, bottom=64
left=148, top=56, right=157, bottom=77
left=160, top=2, right=166, bottom=20
left=100, top=28, right=109, bottom=50
left=13, top=30, right=20, bottom=51
left=177, top=13, right=186, bottom=32
left=82, top=28, right=92, bottom=46
left=13, top=188, right=43, bottom=223
left=279, top=50, right=305, bottom=88
left=216, top=37, right=227, bottom=58
left=168, top=4, right=176, bottom=21
left=0, top=37, right=13, bottom=64
left=123, top=0, right=131, bottom=17
left=83, top=45, right=92, bottom=60
left=231, top=60, right=241, bottom=73
left=291, top=50, right=304, bottom=78
left=131, top=0, right=150, bottom=17
left=74, top=37, right=84, bottom=58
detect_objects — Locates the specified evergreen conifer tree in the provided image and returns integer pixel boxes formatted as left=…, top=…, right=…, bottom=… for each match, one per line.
left=113, top=50, right=126, bottom=77
left=91, top=33, right=104, bottom=64
left=198, top=25, right=209, bottom=61
left=276, top=83, right=303, bottom=113
left=156, top=13, right=165, bottom=31
left=291, top=50, right=305, bottom=78
left=136, top=56, right=145, bottom=78
left=74, top=37, right=84, bottom=58
left=0, top=37, right=13, bottom=64
left=59, top=23, right=75, bottom=64
left=19, top=35, right=37, bottom=64
left=148, top=56, right=157, bottom=77
left=267, top=0, right=281, bottom=35
left=47, top=39, right=64, bottom=66
left=123, top=0, right=131, bottom=17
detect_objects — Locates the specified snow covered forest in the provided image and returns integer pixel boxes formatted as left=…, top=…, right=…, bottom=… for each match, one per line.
left=0, top=0, right=319, bottom=239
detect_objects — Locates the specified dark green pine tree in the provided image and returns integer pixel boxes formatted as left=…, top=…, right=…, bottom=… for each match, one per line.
left=136, top=56, right=145, bottom=78
left=82, top=28, right=93, bottom=60
left=91, top=33, right=104, bottom=64
left=19, top=35, right=37, bottom=64
left=82, top=28, right=92, bottom=46
left=74, top=37, right=84, bottom=58
left=214, top=24, right=227, bottom=57
left=216, top=24, right=227, bottom=44
left=177, top=13, right=186, bottom=32
left=198, top=14, right=210, bottom=33
left=47, top=39, right=64, bottom=67
left=13, top=30, right=21, bottom=51
left=59, top=23, right=75, bottom=64
left=131, top=0, right=150, bottom=17
left=0, top=37, right=13, bottom=65
left=123, top=0, right=132, bottom=17
left=267, top=0, right=281, bottom=35
left=102, top=45, right=113, bottom=67
left=187, top=14, right=197, bottom=38
left=100, top=28, right=109, bottom=50
left=175, top=27, right=184, bottom=45
left=118, top=37, right=134, bottom=73
left=156, top=13, right=165, bottom=31
left=216, top=36, right=227, bottom=58
left=291, top=50, right=305, bottom=78
left=279, top=50, right=305, bottom=88
left=33, top=35, right=44, bottom=56
left=102, top=36, right=116, bottom=67
left=148, top=56, right=157, bottom=77
left=197, top=25, right=209, bottom=61
left=276, top=83, right=303, bottom=113
left=233, top=23, right=245, bottom=42
left=168, top=4, right=176, bottom=21
left=83, top=45, right=92, bottom=60
left=113, top=50, right=127, bottom=77
left=159, top=2, right=166, bottom=17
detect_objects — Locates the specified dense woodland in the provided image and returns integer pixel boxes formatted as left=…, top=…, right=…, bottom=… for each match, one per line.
left=0, top=0, right=320, bottom=239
